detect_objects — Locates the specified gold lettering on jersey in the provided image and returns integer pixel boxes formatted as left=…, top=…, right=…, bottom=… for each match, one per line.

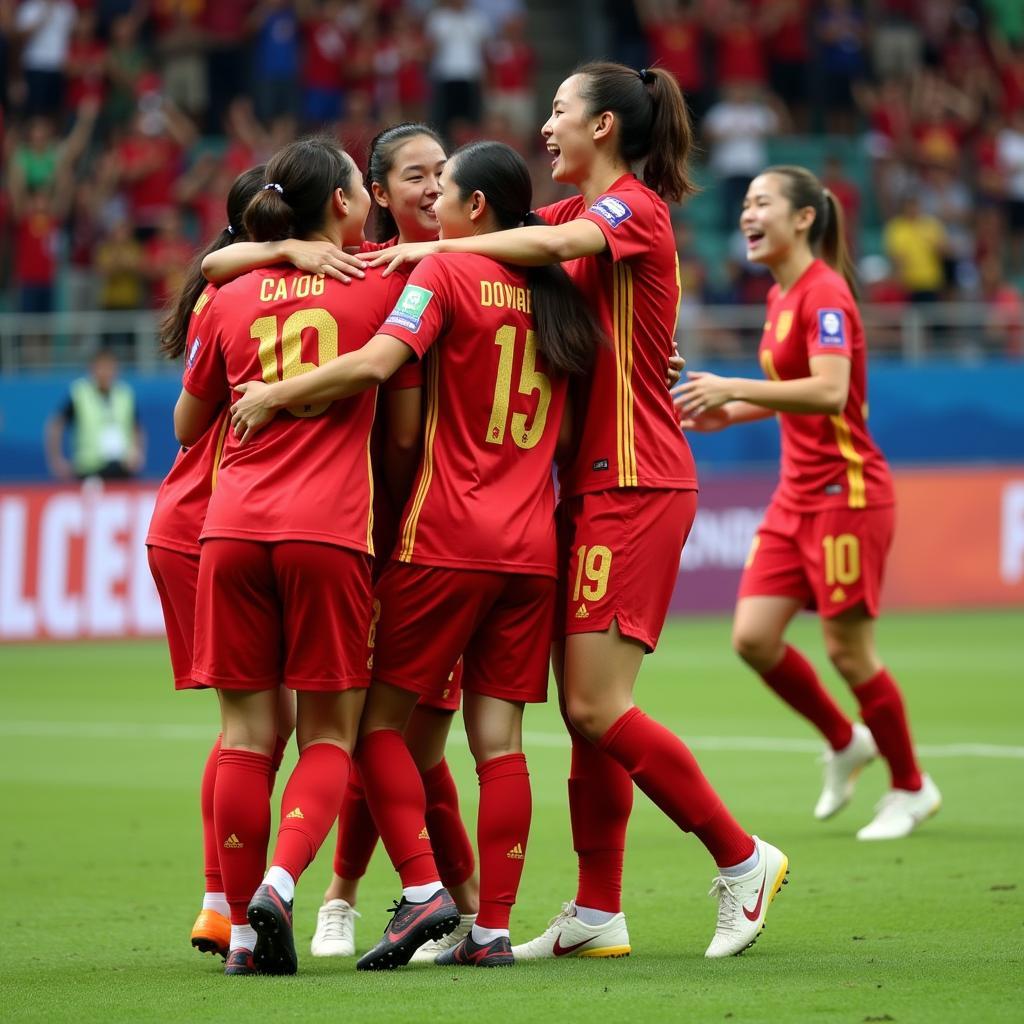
left=775, top=310, right=793, bottom=342
left=259, top=274, right=326, bottom=303
left=480, top=280, right=531, bottom=314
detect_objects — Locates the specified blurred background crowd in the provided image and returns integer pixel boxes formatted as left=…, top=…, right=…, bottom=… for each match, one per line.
left=1, top=0, right=1023, bottom=363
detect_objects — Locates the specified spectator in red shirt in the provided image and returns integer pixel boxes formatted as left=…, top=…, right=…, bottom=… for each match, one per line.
left=760, top=0, right=810, bottom=129
left=485, top=15, right=535, bottom=140
left=302, top=0, right=347, bottom=126
left=709, top=0, right=768, bottom=90
left=393, top=9, right=429, bottom=121
left=145, top=207, right=195, bottom=309
left=65, top=7, right=108, bottom=111
left=14, top=188, right=61, bottom=314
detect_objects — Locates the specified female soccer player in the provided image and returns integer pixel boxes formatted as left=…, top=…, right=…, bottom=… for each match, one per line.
left=173, top=135, right=402, bottom=977
left=146, top=166, right=340, bottom=961
left=675, top=165, right=941, bottom=840
left=231, top=139, right=603, bottom=968
left=202, top=124, right=482, bottom=962
left=361, top=63, right=788, bottom=960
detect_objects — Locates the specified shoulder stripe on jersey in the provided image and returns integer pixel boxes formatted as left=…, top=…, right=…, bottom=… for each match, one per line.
left=398, top=351, right=440, bottom=562
left=209, top=412, right=230, bottom=491
left=365, top=406, right=376, bottom=557
left=614, top=263, right=638, bottom=487
left=829, top=414, right=867, bottom=508
left=193, top=291, right=212, bottom=317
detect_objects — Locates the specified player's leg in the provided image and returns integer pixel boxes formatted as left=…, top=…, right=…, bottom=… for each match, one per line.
left=405, top=698, right=480, bottom=962
left=813, top=507, right=939, bottom=839
left=822, top=610, right=940, bottom=839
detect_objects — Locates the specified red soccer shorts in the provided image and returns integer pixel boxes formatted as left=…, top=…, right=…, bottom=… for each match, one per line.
left=193, top=539, right=374, bottom=691
left=147, top=545, right=204, bottom=690
left=738, top=501, right=896, bottom=618
left=371, top=562, right=554, bottom=705
left=558, top=488, right=697, bottom=652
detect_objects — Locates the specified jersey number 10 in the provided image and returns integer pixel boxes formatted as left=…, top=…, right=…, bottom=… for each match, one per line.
left=486, top=325, right=552, bottom=450
left=250, top=308, right=339, bottom=417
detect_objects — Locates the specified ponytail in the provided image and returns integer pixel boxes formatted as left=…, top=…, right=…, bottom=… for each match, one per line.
left=158, top=164, right=266, bottom=359
left=821, top=189, right=858, bottom=298
left=575, top=61, right=697, bottom=203
left=521, top=212, right=602, bottom=376
left=447, top=143, right=603, bottom=376
left=765, top=164, right=859, bottom=298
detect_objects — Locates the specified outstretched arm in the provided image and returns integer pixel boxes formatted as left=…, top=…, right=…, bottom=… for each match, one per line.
left=202, top=239, right=367, bottom=284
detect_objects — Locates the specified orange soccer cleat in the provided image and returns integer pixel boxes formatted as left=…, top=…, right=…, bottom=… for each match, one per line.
left=191, top=908, right=231, bottom=959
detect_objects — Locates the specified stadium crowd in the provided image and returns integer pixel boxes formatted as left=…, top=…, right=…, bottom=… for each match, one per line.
left=1, top=0, right=1023, bottom=352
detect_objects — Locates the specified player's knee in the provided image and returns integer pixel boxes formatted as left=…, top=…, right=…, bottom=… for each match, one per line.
left=732, top=624, right=778, bottom=670
left=564, top=695, right=610, bottom=743
left=825, top=641, right=869, bottom=684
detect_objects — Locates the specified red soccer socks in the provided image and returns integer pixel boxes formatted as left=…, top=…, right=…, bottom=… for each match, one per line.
left=761, top=645, right=854, bottom=752
left=853, top=668, right=923, bottom=791
left=568, top=729, right=633, bottom=913
left=423, top=758, right=476, bottom=890
left=599, top=707, right=755, bottom=868
left=475, top=753, right=531, bottom=930
left=358, top=729, right=439, bottom=887
left=271, top=743, right=352, bottom=882
left=334, top=769, right=379, bottom=880
left=214, top=747, right=272, bottom=925
left=200, top=735, right=223, bottom=894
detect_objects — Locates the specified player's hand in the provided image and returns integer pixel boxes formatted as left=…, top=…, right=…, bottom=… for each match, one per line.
left=358, top=240, right=440, bottom=277
left=231, top=380, right=277, bottom=445
left=665, top=352, right=685, bottom=388
left=673, top=370, right=735, bottom=420
left=284, top=240, right=365, bottom=283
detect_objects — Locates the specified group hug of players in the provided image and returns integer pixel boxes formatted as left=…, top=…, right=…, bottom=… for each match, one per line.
left=145, top=60, right=942, bottom=976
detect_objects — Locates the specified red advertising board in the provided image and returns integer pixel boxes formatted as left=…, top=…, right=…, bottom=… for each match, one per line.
left=1, top=469, right=1022, bottom=642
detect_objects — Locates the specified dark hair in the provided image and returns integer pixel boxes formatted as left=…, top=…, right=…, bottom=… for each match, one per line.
left=158, top=165, right=265, bottom=359
left=244, top=134, right=356, bottom=242
left=764, top=164, right=858, bottom=296
left=365, top=122, right=446, bottom=242
left=574, top=61, right=697, bottom=203
left=448, top=141, right=603, bottom=376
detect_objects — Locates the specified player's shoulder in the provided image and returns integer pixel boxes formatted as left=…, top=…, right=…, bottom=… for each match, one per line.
left=797, top=260, right=855, bottom=309
left=589, top=174, right=661, bottom=225
left=536, top=194, right=586, bottom=225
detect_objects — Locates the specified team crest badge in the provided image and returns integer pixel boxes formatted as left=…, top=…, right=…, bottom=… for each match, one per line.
left=775, top=310, right=793, bottom=342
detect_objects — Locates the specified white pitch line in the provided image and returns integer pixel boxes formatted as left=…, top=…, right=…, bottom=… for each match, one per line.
left=1, top=720, right=1022, bottom=760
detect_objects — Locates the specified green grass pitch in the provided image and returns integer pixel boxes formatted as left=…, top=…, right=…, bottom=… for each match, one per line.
left=1, top=610, right=1021, bottom=1022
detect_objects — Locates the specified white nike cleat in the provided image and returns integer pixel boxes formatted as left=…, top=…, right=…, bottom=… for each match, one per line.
left=705, top=836, right=789, bottom=958
left=815, top=723, right=878, bottom=820
left=511, top=901, right=631, bottom=960
left=310, top=898, right=360, bottom=957
left=409, top=913, right=476, bottom=963
left=856, top=774, right=941, bottom=841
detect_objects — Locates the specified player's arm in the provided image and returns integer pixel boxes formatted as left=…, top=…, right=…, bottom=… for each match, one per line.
left=201, top=239, right=367, bottom=284
left=381, top=386, right=423, bottom=507
left=675, top=355, right=851, bottom=418
left=174, top=389, right=222, bottom=447
left=230, top=335, right=413, bottom=445
left=361, top=218, right=608, bottom=275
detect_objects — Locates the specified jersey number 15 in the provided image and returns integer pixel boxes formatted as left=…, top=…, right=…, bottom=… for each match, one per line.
left=486, top=325, right=552, bottom=450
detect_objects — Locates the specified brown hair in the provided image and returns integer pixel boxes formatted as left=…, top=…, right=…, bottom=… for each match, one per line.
left=158, top=165, right=265, bottom=359
left=765, top=164, right=858, bottom=296
left=575, top=61, right=697, bottom=203
left=448, top=141, right=604, bottom=376
left=244, top=134, right=356, bottom=242
left=366, top=122, right=446, bottom=242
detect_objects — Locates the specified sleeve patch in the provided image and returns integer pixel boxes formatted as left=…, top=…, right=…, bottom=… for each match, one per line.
left=817, top=309, right=847, bottom=347
left=384, top=284, right=434, bottom=334
left=588, top=195, right=633, bottom=229
left=186, top=338, right=201, bottom=368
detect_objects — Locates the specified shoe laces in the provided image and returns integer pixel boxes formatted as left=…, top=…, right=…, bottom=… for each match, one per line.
left=320, top=902, right=359, bottom=941
left=544, top=901, right=576, bottom=932
left=707, top=876, right=742, bottom=935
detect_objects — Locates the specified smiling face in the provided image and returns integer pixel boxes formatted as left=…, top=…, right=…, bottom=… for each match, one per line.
left=740, top=173, right=814, bottom=267
left=541, top=74, right=598, bottom=185
left=374, top=134, right=447, bottom=243
left=432, top=160, right=478, bottom=240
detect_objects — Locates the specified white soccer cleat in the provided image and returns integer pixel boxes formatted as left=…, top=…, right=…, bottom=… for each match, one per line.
left=409, top=913, right=476, bottom=964
left=856, top=774, right=941, bottom=841
left=705, top=836, right=789, bottom=959
left=815, top=723, right=878, bottom=820
left=511, top=901, right=631, bottom=960
left=310, top=898, right=359, bottom=957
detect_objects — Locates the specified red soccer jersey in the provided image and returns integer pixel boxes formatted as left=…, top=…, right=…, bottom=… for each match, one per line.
left=147, top=285, right=228, bottom=555
left=758, top=259, right=895, bottom=512
left=377, top=253, right=568, bottom=576
left=184, top=266, right=403, bottom=553
left=538, top=174, right=697, bottom=497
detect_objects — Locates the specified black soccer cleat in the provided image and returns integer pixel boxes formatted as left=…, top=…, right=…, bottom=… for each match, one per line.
left=247, top=883, right=297, bottom=975
left=356, top=889, right=460, bottom=971
left=224, top=947, right=258, bottom=976
left=435, top=932, right=514, bottom=968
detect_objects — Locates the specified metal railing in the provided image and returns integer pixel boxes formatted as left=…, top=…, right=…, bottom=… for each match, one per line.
left=0, top=302, right=1019, bottom=372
